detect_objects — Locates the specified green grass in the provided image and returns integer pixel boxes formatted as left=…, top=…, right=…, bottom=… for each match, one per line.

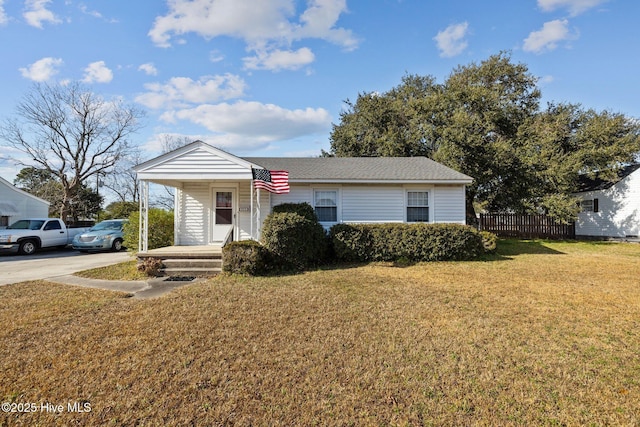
left=74, top=259, right=148, bottom=281
left=1, top=240, right=639, bottom=425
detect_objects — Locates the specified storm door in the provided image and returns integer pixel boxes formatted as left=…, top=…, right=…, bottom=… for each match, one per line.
left=211, top=189, right=234, bottom=243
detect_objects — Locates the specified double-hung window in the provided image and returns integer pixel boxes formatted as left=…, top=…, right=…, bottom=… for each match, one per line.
left=581, top=198, right=599, bottom=213
left=407, top=191, right=429, bottom=222
left=314, top=190, right=337, bottom=222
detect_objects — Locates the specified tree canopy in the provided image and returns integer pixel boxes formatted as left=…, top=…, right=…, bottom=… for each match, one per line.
left=329, top=52, right=640, bottom=222
left=14, top=166, right=103, bottom=221
left=1, top=82, right=144, bottom=221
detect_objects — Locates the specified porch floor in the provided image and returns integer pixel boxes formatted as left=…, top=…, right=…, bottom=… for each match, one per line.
left=137, top=245, right=223, bottom=258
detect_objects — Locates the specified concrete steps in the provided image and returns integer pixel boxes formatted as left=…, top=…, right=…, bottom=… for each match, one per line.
left=161, top=258, right=222, bottom=277
left=137, top=247, right=224, bottom=278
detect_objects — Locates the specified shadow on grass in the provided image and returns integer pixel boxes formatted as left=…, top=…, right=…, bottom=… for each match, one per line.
left=491, top=239, right=566, bottom=258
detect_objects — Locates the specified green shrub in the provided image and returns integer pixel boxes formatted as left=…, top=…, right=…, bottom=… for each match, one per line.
left=222, top=240, right=272, bottom=275
left=479, top=231, right=498, bottom=253
left=271, top=202, right=319, bottom=222
left=102, top=201, right=139, bottom=220
left=329, top=223, right=372, bottom=262
left=330, top=223, right=485, bottom=262
left=261, top=211, right=327, bottom=270
left=124, top=208, right=174, bottom=251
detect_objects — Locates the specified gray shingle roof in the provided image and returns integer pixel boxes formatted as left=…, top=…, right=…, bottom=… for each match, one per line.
left=577, top=164, right=640, bottom=193
left=242, top=157, right=472, bottom=182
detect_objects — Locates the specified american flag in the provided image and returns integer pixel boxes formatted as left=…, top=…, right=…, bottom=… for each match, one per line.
left=252, top=168, right=290, bottom=194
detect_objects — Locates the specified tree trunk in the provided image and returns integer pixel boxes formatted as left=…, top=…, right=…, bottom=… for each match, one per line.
left=466, top=188, right=478, bottom=227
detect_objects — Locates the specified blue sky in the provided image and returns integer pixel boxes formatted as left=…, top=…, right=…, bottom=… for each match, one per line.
left=1, top=0, right=638, bottom=183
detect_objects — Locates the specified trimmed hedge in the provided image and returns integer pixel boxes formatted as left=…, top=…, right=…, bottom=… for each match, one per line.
left=223, top=240, right=272, bottom=275
left=330, top=223, right=490, bottom=262
left=261, top=211, right=327, bottom=270
left=271, top=202, right=319, bottom=222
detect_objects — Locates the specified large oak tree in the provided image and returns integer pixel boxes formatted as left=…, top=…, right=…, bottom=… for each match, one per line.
left=329, top=52, right=640, bottom=222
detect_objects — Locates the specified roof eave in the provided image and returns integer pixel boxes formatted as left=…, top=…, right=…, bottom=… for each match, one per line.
left=290, top=179, right=473, bottom=185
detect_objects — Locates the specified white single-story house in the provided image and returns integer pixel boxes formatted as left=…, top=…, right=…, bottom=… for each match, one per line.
left=0, top=176, right=50, bottom=229
left=134, top=141, right=473, bottom=251
left=574, top=164, right=640, bottom=238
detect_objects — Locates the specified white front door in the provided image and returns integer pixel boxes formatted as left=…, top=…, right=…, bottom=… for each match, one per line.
left=211, top=189, right=235, bottom=243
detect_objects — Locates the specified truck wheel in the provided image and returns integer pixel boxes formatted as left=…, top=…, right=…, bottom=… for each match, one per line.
left=19, top=240, right=38, bottom=255
left=111, top=239, right=124, bottom=252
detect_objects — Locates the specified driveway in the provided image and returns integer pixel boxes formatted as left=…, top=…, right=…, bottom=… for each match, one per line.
left=0, top=248, right=132, bottom=286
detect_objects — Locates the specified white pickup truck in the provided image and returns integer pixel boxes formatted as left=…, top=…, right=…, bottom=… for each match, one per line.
left=0, top=218, right=90, bottom=255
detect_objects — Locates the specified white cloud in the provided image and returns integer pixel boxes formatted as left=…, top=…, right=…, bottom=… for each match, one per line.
left=148, top=0, right=358, bottom=70
left=433, top=22, right=469, bottom=58
left=160, top=101, right=331, bottom=148
left=243, top=47, right=315, bottom=71
left=135, top=74, right=247, bottom=109
left=539, top=75, right=555, bottom=85
left=19, top=57, right=63, bottom=81
left=79, top=4, right=118, bottom=23
left=0, top=0, right=8, bottom=25
left=538, top=0, right=608, bottom=16
left=294, top=0, right=358, bottom=51
left=82, top=61, right=113, bottom=83
left=209, top=50, right=224, bottom=63
left=138, top=63, right=158, bottom=76
left=523, top=19, right=571, bottom=54
left=23, top=0, right=61, bottom=28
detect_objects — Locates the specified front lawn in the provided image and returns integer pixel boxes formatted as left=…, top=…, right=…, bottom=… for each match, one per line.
left=1, top=240, right=639, bottom=425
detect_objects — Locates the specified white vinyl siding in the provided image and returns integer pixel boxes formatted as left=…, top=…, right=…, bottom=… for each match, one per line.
left=433, top=185, right=466, bottom=224
left=575, top=170, right=640, bottom=238
left=237, top=184, right=252, bottom=241
left=144, top=147, right=251, bottom=177
left=342, top=186, right=404, bottom=223
left=178, top=182, right=210, bottom=245
left=270, top=185, right=312, bottom=207
left=0, top=178, right=50, bottom=223
left=178, top=182, right=469, bottom=244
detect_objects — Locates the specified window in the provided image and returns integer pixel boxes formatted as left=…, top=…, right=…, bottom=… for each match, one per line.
left=581, top=198, right=599, bottom=213
left=407, top=191, right=429, bottom=222
left=44, top=220, right=62, bottom=230
left=314, top=190, right=337, bottom=222
left=0, top=216, right=8, bottom=228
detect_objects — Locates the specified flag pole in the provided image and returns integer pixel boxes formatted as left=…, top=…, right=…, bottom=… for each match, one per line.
left=256, top=188, right=261, bottom=240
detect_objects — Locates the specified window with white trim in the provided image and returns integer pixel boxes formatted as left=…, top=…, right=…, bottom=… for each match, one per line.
left=0, top=216, right=8, bottom=228
left=581, top=198, right=599, bottom=213
left=407, top=191, right=429, bottom=222
left=314, top=190, right=337, bottom=222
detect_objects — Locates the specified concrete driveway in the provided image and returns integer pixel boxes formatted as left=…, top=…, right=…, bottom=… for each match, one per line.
left=0, top=248, right=132, bottom=286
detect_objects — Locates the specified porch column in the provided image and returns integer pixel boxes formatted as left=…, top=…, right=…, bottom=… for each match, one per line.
left=138, top=180, right=149, bottom=252
left=250, top=181, right=254, bottom=240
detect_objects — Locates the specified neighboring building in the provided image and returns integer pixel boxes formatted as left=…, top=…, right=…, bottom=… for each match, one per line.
left=574, top=164, right=640, bottom=238
left=134, top=141, right=473, bottom=251
left=0, top=176, right=50, bottom=228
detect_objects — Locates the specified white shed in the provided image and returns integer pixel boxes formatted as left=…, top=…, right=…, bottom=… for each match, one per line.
left=134, top=141, right=473, bottom=251
left=0, top=176, right=50, bottom=228
left=575, top=164, right=640, bottom=238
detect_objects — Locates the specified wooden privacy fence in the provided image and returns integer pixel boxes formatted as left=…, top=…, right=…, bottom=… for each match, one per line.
left=479, top=214, right=575, bottom=239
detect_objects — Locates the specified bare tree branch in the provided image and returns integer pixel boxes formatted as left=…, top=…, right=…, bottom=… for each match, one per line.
left=0, top=82, right=145, bottom=221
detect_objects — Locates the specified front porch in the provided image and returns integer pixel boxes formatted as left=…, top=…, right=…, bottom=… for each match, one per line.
left=138, top=245, right=223, bottom=277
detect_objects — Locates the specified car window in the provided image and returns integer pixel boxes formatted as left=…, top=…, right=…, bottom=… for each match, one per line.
left=30, top=220, right=46, bottom=230
left=90, top=221, right=122, bottom=231
left=44, top=220, right=62, bottom=231
left=7, top=220, right=30, bottom=229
